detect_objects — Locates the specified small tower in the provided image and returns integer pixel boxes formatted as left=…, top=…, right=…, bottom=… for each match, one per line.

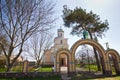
left=58, top=28, right=64, bottom=38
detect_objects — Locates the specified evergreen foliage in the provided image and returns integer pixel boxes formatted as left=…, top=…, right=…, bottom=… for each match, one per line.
left=62, top=5, right=109, bottom=38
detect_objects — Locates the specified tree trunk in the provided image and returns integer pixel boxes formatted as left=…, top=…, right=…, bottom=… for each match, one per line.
left=100, top=56, right=105, bottom=73
left=6, top=65, right=13, bottom=72
left=93, top=48, right=101, bottom=71
left=36, top=60, right=41, bottom=68
left=88, top=31, right=101, bottom=71
left=6, top=55, right=18, bottom=72
left=6, top=61, right=13, bottom=72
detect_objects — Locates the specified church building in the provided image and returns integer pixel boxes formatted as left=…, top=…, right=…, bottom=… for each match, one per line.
left=44, top=28, right=69, bottom=66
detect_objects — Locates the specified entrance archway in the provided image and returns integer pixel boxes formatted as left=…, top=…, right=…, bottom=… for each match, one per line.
left=55, top=49, right=71, bottom=72
left=70, top=39, right=110, bottom=74
left=60, top=54, right=67, bottom=67
left=106, top=49, right=120, bottom=74
left=54, top=39, right=120, bottom=75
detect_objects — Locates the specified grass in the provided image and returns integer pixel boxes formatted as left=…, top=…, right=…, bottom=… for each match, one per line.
left=0, top=66, right=53, bottom=72
left=76, top=64, right=100, bottom=72
left=0, top=67, right=7, bottom=72
left=93, top=76, right=120, bottom=80
left=40, top=67, right=52, bottom=72
left=0, top=66, right=60, bottom=80
left=12, top=66, right=22, bottom=72
left=71, top=73, right=120, bottom=80
left=74, top=64, right=119, bottom=80
left=83, top=64, right=116, bottom=75
left=30, top=66, right=53, bottom=72
left=84, top=64, right=98, bottom=71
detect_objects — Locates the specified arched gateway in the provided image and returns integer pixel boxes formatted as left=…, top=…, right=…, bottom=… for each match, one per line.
left=55, top=49, right=71, bottom=72
left=55, top=39, right=120, bottom=75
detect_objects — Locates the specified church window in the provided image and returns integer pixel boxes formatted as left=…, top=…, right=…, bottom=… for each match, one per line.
left=60, top=40, right=63, bottom=44
left=60, top=33, right=62, bottom=37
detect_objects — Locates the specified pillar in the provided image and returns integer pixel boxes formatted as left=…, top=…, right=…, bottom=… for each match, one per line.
left=22, top=60, right=29, bottom=72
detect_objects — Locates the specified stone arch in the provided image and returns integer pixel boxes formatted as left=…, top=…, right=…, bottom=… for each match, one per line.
left=70, top=39, right=109, bottom=74
left=55, top=48, right=71, bottom=72
left=106, top=49, right=120, bottom=74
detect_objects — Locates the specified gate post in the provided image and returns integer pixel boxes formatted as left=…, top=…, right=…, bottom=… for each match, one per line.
left=22, top=60, right=29, bottom=72
left=103, top=61, right=112, bottom=76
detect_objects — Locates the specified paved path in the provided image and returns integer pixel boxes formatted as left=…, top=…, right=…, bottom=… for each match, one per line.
left=61, top=72, right=71, bottom=80
left=60, top=67, right=71, bottom=80
left=61, top=67, right=104, bottom=80
left=76, top=67, right=102, bottom=75
left=60, top=67, right=68, bottom=72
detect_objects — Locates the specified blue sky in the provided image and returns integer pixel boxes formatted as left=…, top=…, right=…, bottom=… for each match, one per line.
left=52, top=0, right=120, bottom=53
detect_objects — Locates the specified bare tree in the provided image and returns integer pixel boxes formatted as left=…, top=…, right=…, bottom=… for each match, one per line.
left=0, top=0, right=55, bottom=72
left=0, top=34, right=8, bottom=54
left=75, top=45, right=94, bottom=67
left=24, top=32, right=53, bottom=68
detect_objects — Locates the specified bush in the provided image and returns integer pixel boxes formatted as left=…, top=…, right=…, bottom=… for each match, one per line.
left=0, top=67, right=6, bottom=72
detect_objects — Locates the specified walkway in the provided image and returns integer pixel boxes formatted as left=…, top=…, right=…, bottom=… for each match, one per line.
left=60, top=67, right=71, bottom=80
left=61, top=67, right=106, bottom=80
left=61, top=73, right=71, bottom=80
left=75, top=67, right=107, bottom=79
left=63, top=67, right=105, bottom=80
left=76, top=67, right=102, bottom=75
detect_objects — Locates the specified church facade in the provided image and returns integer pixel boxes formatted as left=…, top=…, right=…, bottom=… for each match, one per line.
left=43, top=28, right=69, bottom=65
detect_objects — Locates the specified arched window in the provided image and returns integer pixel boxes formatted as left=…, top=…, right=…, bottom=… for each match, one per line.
left=60, top=40, right=63, bottom=44
left=60, top=33, right=62, bottom=37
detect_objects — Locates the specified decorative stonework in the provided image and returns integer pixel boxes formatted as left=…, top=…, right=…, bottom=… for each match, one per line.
left=55, top=48, right=71, bottom=72
left=70, top=39, right=107, bottom=72
left=106, top=49, right=120, bottom=74
left=55, top=39, right=120, bottom=75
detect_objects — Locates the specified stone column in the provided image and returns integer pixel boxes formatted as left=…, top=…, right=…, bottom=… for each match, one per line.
left=22, top=60, right=29, bottom=72
left=104, top=61, right=112, bottom=76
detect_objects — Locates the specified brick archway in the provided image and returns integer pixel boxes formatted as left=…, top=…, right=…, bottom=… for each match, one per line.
left=55, top=49, right=71, bottom=72
left=70, top=39, right=110, bottom=74
left=106, top=49, right=120, bottom=74
left=54, top=39, right=120, bottom=75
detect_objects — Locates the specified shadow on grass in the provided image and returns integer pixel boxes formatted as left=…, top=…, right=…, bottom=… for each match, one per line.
left=71, top=71, right=120, bottom=80
left=0, top=75, right=61, bottom=80
left=0, top=72, right=61, bottom=80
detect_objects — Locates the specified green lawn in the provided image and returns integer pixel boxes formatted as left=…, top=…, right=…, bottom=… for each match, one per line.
left=12, top=66, right=22, bottom=72
left=0, top=67, right=6, bottom=72
left=0, top=66, right=53, bottom=72
left=74, top=64, right=119, bottom=79
left=40, top=67, right=52, bottom=72
left=71, top=76, right=120, bottom=80
left=79, top=64, right=116, bottom=75
left=84, top=64, right=98, bottom=71
left=30, top=66, right=53, bottom=72
left=71, top=73, right=120, bottom=80
left=0, top=67, right=60, bottom=80
left=76, top=64, right=100, bottom=72
left=93, top=76, right=120, bottom=80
